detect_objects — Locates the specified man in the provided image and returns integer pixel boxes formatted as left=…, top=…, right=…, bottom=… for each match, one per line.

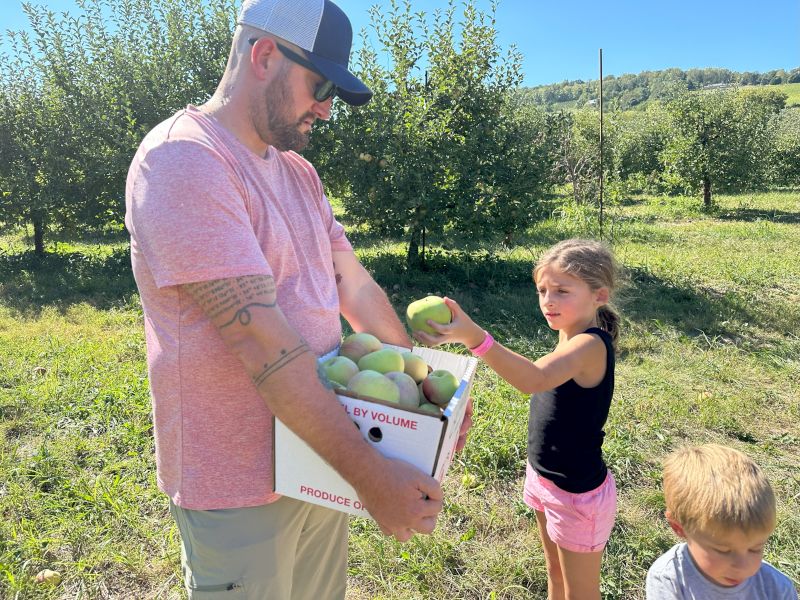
left=125, top=0, right=471, bottom=598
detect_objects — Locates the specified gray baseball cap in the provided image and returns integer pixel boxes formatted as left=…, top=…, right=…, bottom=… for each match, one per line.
left=238, top=0, right=372, bottom=106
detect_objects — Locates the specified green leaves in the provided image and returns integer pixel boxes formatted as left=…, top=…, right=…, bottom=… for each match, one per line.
left=305, top=0, right=552, bottom=265
left=0, top=0, right=236, bottom=252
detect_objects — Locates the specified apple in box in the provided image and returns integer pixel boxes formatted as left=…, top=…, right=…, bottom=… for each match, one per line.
left=401, top=351, right=429, bottom=383
left=422, top=369, right=460, bottom=406
left=347, top=369, right=400, bottom=404
left=385, top=371, right=420, bottom=408
left=321, top=355, right=359, bottom=387
left=339, top=332, right=382, bottom=363
left=357, top=348, right=404, bottom=374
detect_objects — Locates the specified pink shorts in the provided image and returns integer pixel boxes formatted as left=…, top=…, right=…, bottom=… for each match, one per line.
left=523, top=462, right=617, bottom=553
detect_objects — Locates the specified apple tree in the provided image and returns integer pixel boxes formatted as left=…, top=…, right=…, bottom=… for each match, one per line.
left=0, top=0, right=235, bottom=253
left=769, top=107, right=800, bottom=187
left=660, top=87, right=785, bottom=207
left=307, top=0, right=552, bottom=266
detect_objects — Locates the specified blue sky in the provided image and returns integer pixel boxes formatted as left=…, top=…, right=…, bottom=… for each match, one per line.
left=1, top=0, right=798, bottom=86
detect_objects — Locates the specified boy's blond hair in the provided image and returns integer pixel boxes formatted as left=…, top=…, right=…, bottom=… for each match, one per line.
left=663, top=444, right=775, bottom=536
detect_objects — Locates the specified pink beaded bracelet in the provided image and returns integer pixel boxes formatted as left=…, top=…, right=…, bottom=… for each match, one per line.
left=469, top=331, right=494, bottom=357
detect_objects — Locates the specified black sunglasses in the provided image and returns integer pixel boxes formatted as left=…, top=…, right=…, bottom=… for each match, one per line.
left=248, top=38, right=338, bottom=102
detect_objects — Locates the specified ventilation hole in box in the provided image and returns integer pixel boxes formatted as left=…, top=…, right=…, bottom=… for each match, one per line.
left=367, top=427, right=383, bottom=443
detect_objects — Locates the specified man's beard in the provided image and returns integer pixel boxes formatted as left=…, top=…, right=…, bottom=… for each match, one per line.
left=256, top=66, right=313, bottom=152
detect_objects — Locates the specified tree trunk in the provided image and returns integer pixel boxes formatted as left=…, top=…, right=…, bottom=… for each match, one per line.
left=407, top=226, right=421, bottom=269
left=32, top=213, right=45, bottom=255
left=702, top=175, right=712, bottom=208
left=406, top=223, right=428, bottom=270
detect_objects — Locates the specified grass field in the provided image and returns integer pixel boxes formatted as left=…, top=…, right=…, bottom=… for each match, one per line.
left=758, top=82, right=800, bottom=107
left=1, top=191, right=799, bottom=599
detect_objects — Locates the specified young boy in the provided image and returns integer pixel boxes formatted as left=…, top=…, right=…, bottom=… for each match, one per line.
left=646, top=444, right=798, bottom=599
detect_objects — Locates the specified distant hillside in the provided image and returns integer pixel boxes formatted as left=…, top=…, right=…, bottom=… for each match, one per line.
left=520, top=67, right=800, bottom=110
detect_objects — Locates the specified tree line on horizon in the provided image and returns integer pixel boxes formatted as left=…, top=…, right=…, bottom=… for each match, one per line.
left=519, top=67, right=800, bottom=110
left=0, top=0, right=798, bottom=262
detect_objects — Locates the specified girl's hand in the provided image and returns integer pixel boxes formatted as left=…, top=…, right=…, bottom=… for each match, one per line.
left=412, top=297, right=486, bottom=349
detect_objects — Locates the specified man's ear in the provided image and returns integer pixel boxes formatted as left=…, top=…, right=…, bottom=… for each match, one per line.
left=666, top=511, right=687, bottom=538
left=249, top=37, right=277, bottom=79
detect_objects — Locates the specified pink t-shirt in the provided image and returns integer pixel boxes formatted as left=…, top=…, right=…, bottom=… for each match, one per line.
left=125, top=106, right=352, bottom=510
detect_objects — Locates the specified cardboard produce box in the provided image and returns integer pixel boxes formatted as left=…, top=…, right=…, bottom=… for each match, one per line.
left=273, top=344, right=478, bottom=519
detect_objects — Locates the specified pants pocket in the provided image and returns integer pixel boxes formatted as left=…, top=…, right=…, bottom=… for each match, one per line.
left=188, top=579, right=246, bottom=598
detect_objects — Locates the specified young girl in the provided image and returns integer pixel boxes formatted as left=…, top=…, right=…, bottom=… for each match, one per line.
left=414, top=238, right=621, bottom=600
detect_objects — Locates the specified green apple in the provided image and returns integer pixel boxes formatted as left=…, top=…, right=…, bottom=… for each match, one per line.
left=321, top=355, right=359, bottom=387
left=422, top=369, right=460, bottom=406
left=34, top=569, right=62, bottom=586
left=339, top=332, right=382, bottom=363
left=418, top=402, right=442, bottom=415
left=401, top=351, right=429, bottom=383
left=385, top=371, right=420, bottom=408
left=406, top=296, right=452, bottom=335
left=357, top=348, right=404, bottom=374
left=347, top=370, right=400, bottom=403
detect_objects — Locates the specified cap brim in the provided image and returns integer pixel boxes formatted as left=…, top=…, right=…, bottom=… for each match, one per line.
left=307, top=54, right=373, bottom=106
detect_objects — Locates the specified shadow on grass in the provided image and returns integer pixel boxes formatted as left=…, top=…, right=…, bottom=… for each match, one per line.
left=622, top=266, right=784, bottom=341
left=0, top=247, right=136, bottom=314
left=715, top=207, right=800, bottom=224
left=361, top=248, right=782, bottom=350
left=0, top=237, right=787, bottom=347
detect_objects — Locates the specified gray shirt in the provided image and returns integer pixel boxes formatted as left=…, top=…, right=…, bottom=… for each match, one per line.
left=646, top=543, right=798, bottom=600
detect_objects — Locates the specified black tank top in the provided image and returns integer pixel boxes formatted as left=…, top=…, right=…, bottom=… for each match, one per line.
left=527, top=327, right=614, bottom=493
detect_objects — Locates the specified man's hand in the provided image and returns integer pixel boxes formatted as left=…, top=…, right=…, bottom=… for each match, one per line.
left=355, top=457, right=444, bottom=542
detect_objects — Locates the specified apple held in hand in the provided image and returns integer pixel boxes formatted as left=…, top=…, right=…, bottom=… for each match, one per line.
left=339, top=332, right=382, bottom=363
left=321, top=356, right=359, bottom=387
left=347, top=370, right=400, bottom=404
left=357, top=348, right=404, bottom=374
left=406, top=295, right=452, bottom=335
left=385, top=371, right=420, bottom=408
left=401, top=351, right=429, bottom=383
left=421, top=369, right=460, bottom=407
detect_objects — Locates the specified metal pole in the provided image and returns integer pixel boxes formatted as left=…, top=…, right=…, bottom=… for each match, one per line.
left=599, top=48, right=604, bottom=235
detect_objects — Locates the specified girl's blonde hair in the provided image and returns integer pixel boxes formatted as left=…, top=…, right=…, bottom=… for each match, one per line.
left=533, top=238, right=622, bottom=347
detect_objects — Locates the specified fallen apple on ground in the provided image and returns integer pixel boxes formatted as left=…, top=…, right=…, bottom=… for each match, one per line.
left=406, top=295, right=452, bottom=335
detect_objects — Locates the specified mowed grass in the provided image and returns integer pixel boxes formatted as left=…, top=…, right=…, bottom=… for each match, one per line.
left=747, top=82, right=800, bottom=107
left=1, top=191, right=799, bottom=598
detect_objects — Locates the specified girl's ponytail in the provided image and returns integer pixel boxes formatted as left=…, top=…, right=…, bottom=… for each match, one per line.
left=597, top=304, right=621, bottom=350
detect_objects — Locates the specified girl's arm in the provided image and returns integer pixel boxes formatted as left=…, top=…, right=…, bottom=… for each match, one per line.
left=413, top=297, right=606, bottom=394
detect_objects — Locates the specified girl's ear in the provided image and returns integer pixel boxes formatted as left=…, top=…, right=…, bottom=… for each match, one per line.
left=594, top=286, right=609, bottom=306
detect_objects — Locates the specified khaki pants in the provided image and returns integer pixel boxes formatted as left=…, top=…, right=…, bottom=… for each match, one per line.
left=169, top=497, right=348, bottom=600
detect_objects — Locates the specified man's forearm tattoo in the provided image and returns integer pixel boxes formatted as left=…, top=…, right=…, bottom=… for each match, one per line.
left=187, top=276, right=277, bottom=327
left=253, top=342, right=311, bottom=388
left=333, top=261, right=342, bottom=285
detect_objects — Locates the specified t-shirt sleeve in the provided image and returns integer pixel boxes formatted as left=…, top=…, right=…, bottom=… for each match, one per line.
left=645, top=556, right=682, bottom=600
left=128, top=139, right=270, bottom=288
